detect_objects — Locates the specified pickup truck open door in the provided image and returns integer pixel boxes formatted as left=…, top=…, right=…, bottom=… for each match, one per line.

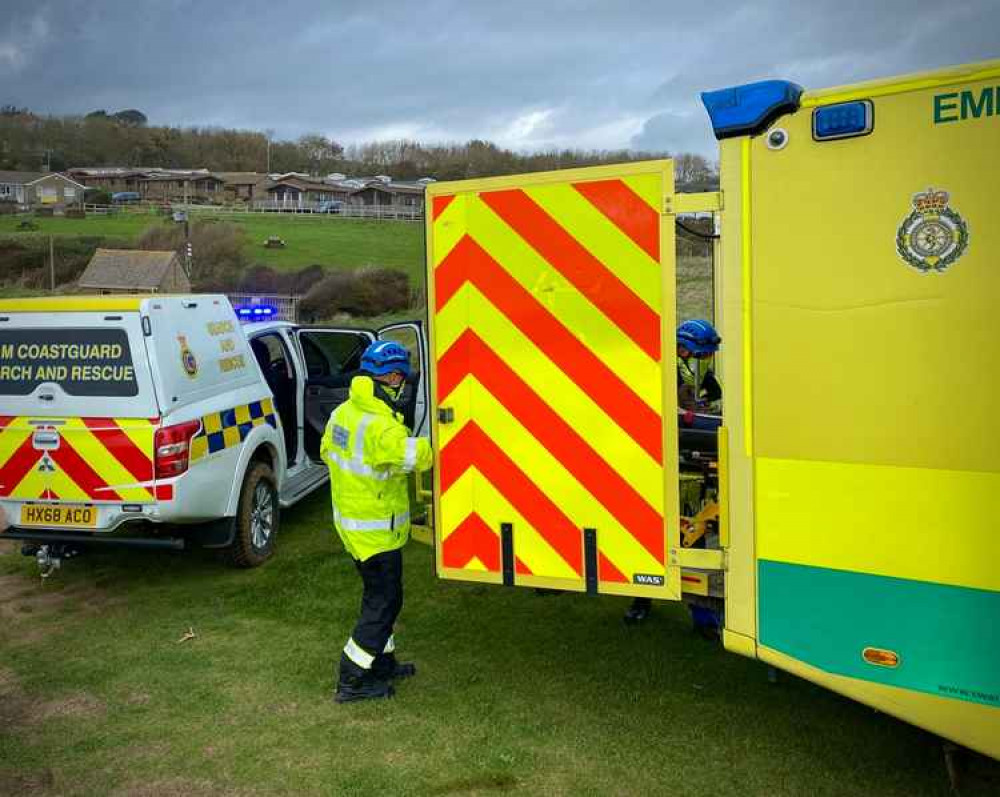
left=425, top=161, right=684, bottom=598
left=296, top=323, right=429, bottom=462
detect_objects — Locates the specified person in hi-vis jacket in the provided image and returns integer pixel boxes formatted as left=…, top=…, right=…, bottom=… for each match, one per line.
left=321, top=340, right=432, bottom=702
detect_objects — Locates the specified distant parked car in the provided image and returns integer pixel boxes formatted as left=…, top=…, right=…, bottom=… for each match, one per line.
left=315, top=200, right=343, bottom=214
left=111, top=191, right=141, bottom=203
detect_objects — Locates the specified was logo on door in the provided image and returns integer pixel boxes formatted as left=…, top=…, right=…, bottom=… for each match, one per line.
left=633, top=573, right=665, bottom=586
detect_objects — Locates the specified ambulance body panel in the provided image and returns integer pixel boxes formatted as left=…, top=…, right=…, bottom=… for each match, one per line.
left=712, top=58, right=1000, bottom=760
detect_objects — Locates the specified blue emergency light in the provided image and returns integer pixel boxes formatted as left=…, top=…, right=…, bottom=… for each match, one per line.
left=812, top=100, right=873, bottom=140
left=701, top=80, right=803, bottom=139
left=235, top=304, right=277, bottom=322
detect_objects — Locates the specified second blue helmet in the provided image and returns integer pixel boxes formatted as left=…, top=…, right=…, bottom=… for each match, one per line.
left=677, top=319, right=721, bottom=355
left=361, top=340, right=411, bottom=377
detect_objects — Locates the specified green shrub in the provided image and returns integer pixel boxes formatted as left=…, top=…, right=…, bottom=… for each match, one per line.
left=299, top=266, right=410, bottom=321
left=138, top=219, right=248, bottom=291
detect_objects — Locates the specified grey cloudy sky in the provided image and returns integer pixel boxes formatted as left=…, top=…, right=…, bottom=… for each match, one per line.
left=2, top=0, right=997, bottom=157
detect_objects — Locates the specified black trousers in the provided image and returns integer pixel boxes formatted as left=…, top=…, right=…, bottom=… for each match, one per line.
left=341, top=548, right=403, bottom=678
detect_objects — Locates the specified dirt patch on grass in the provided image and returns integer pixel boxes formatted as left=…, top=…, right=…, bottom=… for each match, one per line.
left=112, top=779, right=259, bottom=797
left=126, top=690, right=152, bottom=706
left=0, top=769, right=56, bottom=795
left=0, top=573, right=125, bottom=644
left=428, top=773, right=519, bottom=795
left=0, top=663, right=104, bottom=729
left=31, top=693, right=106, bottom=723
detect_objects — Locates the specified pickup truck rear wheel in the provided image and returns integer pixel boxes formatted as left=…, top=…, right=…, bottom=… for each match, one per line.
left=225, top=462, right=279, bottom=568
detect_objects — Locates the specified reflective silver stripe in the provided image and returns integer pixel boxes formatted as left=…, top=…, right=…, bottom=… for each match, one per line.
left=344, top=637, right=374, bottom=669
left=354, top=413, right=374, bottom=460
left=333, top=506, right=411, bottom=533
left=334, top=507, right=392, bottom=531
left=325, top=412, right=393, bottom=481
left=325, top=450, right=390, bottom=481
left=402, top=438, right=418, bottom=472
left=383, top=634, right=395, bottom=653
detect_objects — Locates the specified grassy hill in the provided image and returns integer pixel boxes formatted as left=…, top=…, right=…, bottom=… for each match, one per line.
left=0, top=212, right=426, bottom=282
left=0, top=211, right=715, bottom=323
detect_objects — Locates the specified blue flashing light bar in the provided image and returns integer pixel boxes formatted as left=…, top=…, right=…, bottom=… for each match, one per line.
left=701, top=80, right=804, bottom=140
left=813, top=100, right=873, bottom=140
left=235, top=305, right=277, bottom=322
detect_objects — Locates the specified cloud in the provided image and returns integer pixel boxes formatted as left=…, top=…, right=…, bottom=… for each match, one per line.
left=0, top=8, right=50, bottom=72
left=1, top=0, right=997, bottom=158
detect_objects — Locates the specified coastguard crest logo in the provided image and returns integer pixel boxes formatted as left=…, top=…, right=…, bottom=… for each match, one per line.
left=896, top=188, right=969, bottom=273
left=178, top=334, right=198, bottom=377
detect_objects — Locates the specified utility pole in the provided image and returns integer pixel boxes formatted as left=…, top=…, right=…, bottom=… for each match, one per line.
left=49, top=236, right=55, bottom=292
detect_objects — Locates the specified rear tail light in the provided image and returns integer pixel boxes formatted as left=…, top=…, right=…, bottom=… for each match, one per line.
left=154, top=420, right=201, bottom=479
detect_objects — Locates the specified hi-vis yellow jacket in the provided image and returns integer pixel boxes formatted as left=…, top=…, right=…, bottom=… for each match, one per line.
left=321, top=375, right=432, bottom=562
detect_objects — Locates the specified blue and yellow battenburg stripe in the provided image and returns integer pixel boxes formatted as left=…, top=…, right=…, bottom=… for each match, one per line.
left=190, top=399, right=277, bottom=462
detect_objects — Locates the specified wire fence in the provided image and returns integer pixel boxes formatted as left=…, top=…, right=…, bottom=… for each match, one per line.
left=78, top=202, right=424, bottom=222
left=226, top=293, right=301, bottom=322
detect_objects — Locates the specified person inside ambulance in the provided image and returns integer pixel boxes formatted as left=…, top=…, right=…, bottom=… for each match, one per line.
left=675, top=319, right=722, bottom=414
left=321, top=341, right=433, bottom=703
left=624, top=319, right=722, bottom=626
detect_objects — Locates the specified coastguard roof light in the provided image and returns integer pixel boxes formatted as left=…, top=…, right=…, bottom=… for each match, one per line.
left=813, top=100, right=873, bottom=141
left=701, top=80, right=803, bottom=140
left=235, top=304, right=277, bottom=322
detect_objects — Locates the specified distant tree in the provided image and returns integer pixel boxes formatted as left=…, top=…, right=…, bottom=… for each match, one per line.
left=113, top=109, right=148, bottom=127
left=1, top=105, right=29, bottom=116
left=674, top=153, right=716, bottom=187
left=297, top=134, right=344, bottom=174
left=86, top=110, right=109, bottom=119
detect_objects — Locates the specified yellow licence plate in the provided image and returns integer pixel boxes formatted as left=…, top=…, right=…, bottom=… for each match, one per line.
left=20, top=504, right=98, bottom=528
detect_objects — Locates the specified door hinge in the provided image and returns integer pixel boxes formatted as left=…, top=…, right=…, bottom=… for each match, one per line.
left=437, top=407, right=454, bottom=424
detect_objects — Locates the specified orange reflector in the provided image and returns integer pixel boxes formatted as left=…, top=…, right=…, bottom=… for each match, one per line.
left=862, top=647, right=900, bottom=668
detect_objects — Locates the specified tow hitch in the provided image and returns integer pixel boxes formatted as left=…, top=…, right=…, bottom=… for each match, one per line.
left=21, top=543, right=83, bottom=579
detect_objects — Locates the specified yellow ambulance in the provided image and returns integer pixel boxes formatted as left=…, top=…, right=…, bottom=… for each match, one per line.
left=421, top=58, right=999, bottom=758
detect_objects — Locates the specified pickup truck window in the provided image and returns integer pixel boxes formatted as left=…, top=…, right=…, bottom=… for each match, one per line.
left=0, top=327, right=138, bottom=397
left=300, top=331, right=369, bottom=379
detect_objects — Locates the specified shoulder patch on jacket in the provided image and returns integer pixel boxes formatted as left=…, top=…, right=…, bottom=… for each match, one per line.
left=332, top=424, right=350, bottom=449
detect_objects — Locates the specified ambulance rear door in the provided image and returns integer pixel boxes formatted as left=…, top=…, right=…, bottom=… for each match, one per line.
left=425, top=161, right=683, bottom=598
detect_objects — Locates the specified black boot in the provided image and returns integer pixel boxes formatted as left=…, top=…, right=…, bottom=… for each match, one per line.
left=373, top=653, right=417, bottom=681
left=335, top=669, right=394, bottom=704
left=624, top=597, right=652, bottom=625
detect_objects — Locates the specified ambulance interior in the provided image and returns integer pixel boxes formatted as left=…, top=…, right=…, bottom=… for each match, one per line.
left=673, top=212, right=724, bottom=615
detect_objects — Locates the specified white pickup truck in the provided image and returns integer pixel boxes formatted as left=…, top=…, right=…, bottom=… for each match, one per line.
left=0, top=295, right=427, bottom=568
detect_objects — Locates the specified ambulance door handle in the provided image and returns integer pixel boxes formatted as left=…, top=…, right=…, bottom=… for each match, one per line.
left=38, top=393, right=54, bottom=402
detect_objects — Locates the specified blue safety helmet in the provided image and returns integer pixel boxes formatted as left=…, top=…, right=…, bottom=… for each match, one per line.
left=677, top=319, right=721, bottom=355
left=360, top=340, right=411, bottom=377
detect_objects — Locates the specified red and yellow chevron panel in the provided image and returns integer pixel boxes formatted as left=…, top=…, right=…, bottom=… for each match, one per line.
left=0, top=416, right=157, bottom=504
left=427, top=162, right=682, bottom=598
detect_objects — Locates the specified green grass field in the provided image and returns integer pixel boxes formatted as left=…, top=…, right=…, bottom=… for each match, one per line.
left=1, top=502, right=996, bottom=796
left=0, top=212, right=426, bottom=280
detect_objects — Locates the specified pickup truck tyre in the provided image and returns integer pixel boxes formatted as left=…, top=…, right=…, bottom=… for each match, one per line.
left=225, top=462, right=279, bottom=568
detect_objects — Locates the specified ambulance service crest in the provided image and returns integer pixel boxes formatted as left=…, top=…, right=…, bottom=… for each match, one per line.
left=178, top=334, right=198, bottom=377
left=896, top=188, right=969, bottom=273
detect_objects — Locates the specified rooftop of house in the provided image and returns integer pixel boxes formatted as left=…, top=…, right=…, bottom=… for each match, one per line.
left=78, top=248, right=183, bottom=290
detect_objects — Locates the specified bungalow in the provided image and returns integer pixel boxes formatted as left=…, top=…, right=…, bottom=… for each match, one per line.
left=0, top=171, right=87, bottom=207
left=65, top=167, right=149, bottom=193
left=218, top=172, right=270, bottom=203
left=67, top=167, right=225, bottom=202
left=262, top=175, right=351, bottom=208
left=351, top=180, right=425, bottom=209
left=140, top=170, right=225, bottom=202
